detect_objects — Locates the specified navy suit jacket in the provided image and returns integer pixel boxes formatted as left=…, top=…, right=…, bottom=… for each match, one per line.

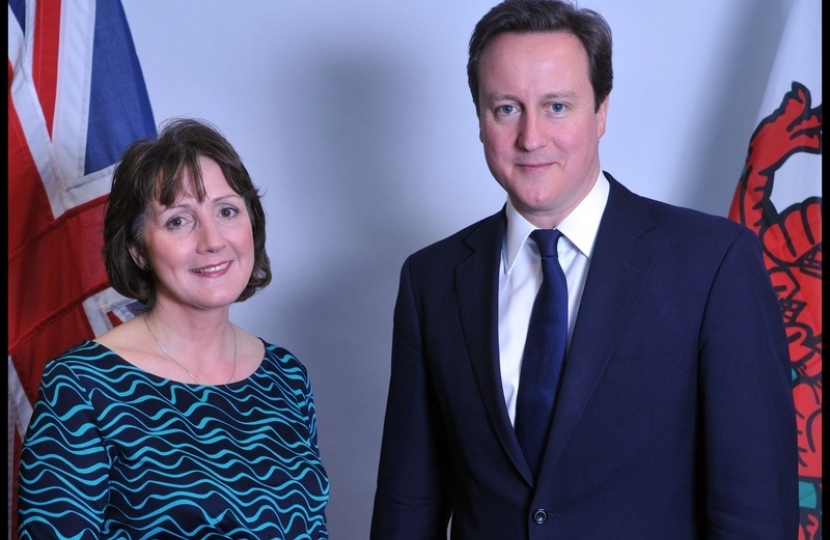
left=371, top=175, right=798, bottom=539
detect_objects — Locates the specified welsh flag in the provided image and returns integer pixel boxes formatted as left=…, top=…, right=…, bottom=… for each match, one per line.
left=728, top=0, right=822, bottom=538
left=7, top=1, right=156, bottom=538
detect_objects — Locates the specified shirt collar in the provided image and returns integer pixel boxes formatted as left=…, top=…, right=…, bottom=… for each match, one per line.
left=502, top=170, right=610, bottom=273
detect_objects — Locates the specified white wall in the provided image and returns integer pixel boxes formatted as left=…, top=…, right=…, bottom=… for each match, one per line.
left=121, top=1, right=794, bottom=536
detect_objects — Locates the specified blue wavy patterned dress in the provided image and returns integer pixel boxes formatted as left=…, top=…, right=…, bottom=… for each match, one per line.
left=18, top=339, right=330, bottom=539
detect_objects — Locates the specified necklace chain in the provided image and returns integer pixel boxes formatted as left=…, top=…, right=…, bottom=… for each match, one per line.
left=143, top=313, right=237, bottom=385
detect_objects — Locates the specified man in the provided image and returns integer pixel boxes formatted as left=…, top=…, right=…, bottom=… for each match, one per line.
left=371, top=0, right=798, bottom=538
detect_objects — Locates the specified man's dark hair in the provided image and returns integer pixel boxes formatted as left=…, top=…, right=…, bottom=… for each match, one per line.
left=467, top=0, right=613, bottom=115
left=102, top=117, right=271, bottom=313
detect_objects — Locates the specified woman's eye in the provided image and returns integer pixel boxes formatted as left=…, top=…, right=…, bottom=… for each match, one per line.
left=219, top=207, right=238, bottom=219
left=166, top=217, right=185, bottom=229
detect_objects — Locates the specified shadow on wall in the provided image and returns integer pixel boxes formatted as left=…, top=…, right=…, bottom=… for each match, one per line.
left=682, top=0, right=791, bottom=217
left=272, top=50, right=428, bottom=537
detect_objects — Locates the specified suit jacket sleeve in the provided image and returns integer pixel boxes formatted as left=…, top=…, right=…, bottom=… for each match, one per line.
left=371, top=256, right=451, bottom=540
left=699, top=227, right=798, bottom=538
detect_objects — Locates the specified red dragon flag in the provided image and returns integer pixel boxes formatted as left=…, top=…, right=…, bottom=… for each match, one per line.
left=7, top=0, right=156, bottom=537
left=728, top=0, right=822, bottom=538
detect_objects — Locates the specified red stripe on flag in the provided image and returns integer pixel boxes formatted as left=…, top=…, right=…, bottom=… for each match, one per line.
left=8, top=195, right=110, bottom=358
left=32, top=0, right=62, bottom=135
left=7, top=87, right=57, bottom=255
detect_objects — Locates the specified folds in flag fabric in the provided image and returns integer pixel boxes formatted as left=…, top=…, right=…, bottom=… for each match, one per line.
left=7, top=0, right=156, bottom=537
left=729, top=1, right=822, bottom=538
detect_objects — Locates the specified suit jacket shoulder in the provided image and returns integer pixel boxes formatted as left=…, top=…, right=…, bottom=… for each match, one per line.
left=403, top=207, right=506, bottom=278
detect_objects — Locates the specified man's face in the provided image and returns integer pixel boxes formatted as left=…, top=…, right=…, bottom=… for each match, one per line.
left=477, top=31, right=608, bottom=228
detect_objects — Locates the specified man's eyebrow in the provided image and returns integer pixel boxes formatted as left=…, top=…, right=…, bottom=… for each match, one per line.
left=483, top=90, right=579, bottom=101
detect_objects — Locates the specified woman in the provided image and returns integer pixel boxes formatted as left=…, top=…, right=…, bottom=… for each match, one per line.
left=18, top=118, right=330, bottom=539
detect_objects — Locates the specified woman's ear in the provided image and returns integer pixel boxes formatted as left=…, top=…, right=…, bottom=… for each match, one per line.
left=129, top=245, right=149, bottom=270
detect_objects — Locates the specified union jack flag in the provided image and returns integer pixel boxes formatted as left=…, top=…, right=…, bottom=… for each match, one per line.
left=7, top=0, right=156, bottom=537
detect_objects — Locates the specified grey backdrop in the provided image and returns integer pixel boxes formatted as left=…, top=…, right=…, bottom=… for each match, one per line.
left=121, top=1, right=795, bottom=537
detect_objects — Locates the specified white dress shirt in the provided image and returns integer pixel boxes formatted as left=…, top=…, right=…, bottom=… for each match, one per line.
left=498, top=172, right=609, bottom=425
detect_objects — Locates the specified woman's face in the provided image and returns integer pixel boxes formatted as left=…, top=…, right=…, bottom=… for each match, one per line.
left=134, top=156, right=255, bottom=314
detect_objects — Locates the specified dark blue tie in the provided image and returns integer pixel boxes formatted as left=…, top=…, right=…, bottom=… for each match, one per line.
left=514, top=228, right=568, bottom=478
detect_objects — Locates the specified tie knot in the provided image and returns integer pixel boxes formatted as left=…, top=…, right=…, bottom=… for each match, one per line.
left=530, top=228, right=563, bottom=259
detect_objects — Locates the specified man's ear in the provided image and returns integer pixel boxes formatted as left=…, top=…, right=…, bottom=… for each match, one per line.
left=596, top=95, right=610, bottom=139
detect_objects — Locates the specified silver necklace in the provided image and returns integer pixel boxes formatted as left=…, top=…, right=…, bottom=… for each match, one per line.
left=143, top=313, right=237, bottom=385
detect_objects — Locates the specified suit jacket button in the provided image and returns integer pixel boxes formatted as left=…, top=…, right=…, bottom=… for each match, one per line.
left=533, top=509, right=548, bottom=524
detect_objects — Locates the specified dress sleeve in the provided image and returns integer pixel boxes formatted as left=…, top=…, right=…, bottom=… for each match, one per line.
left=302, top=366, right=322, bottom=457
left=18, top=359, right=110, bottom=540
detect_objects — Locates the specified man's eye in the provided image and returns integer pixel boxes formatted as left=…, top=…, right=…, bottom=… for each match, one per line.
left=495, top=104, right=516, bottom=115
left=550, top=103, right=565, bottom=113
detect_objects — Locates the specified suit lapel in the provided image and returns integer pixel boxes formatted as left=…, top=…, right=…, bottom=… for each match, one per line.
left=539, top=175, right=659, bottom=478
left=455, top=209, right=534, bottom=484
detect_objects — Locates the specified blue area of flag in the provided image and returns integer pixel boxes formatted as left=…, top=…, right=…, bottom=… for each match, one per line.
left=85, top=0, right=157, bottom=175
